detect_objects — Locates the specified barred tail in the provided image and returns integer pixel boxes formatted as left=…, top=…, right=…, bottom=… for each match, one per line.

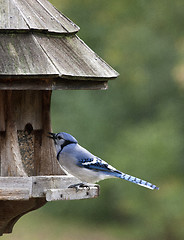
left=119, top=173, right=159, bottom=190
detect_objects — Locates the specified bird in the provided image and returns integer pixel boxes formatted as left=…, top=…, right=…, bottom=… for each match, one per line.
left=48, top=132, right=159, bottom=190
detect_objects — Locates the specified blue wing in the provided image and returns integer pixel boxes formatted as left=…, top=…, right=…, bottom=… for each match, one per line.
left=77, top=157, right=122, bottom=175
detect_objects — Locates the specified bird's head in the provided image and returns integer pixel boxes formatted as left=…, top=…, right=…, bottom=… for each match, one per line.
left=48, top=132, right=78, bottom=147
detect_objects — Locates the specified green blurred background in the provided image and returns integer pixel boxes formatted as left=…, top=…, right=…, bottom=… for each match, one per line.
left=3, top=0, right=184, bottom=239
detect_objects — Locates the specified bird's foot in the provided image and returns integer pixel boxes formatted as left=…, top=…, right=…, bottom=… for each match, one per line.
left=68, top=183, right=91, bottom=192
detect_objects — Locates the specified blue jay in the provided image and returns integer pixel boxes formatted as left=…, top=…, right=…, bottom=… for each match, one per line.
left=48, top=132, right=159, bottom=190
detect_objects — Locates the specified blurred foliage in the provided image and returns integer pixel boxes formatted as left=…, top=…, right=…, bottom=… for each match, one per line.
left=3, top=0, right=184, bottom=240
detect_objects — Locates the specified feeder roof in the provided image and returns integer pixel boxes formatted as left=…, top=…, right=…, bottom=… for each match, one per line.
left=0, top=0, right=119, bottom=90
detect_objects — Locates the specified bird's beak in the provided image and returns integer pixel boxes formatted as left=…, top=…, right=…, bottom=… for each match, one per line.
left=47, top=132, right=56, bottom=140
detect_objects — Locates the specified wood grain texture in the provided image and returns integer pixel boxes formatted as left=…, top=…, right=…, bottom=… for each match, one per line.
left=0, top=0, right=79, bottom=33
left=0, top=132, right=5, bottom=176
left=0, top=188, right=30, bottom=200
left=13, top=0, right=66, bottom=32
left=0, top=34, right=59, bottom=76
left=0, top=91, right=5, bottom=131
left=0, top=198, right=46, bottom=235
left=0, top=0, right=28, bottom=30
left=32, top=175, right=80, bottom=197
left=0, top=176, right=32, bottom=189
left=2, top=91, right=27, bottom=176
left=34, top=34, right=119, bottom=79
left=0, top=78, right=108, bottom=90
left=0, top=33, right=118, bottom=81
left=13, top=0, right=78, bottom=33
left=36, top=0, right=79, bottom=33
left=46, top=187, right=99, bottom=201
left=11, top=91, right=43, bottom=130
left=39, top=91, right=65, bottom=175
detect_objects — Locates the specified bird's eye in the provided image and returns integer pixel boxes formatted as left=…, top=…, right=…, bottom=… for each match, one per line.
left=58, top=136, right=62, bottom=140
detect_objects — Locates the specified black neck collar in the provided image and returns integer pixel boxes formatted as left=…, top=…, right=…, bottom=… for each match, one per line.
left=57, top=140, right=75, bottom=160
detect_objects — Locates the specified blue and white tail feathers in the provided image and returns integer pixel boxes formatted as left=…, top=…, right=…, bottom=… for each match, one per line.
left=118, top=172, right=159, bottom=190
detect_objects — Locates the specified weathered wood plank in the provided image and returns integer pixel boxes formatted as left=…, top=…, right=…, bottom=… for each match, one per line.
left=39, top=91, right=65, bottom=176
left=0, top=177, right=32, bottom=194
left=0, top=0, right=79, bottom=33
left=12, top=0, right=50, bottom=31
left=36, top=0, right=79, bottom=33
left=0, top=34, right=59, bottom=75
left=38, top=91, right=64, bottom=175
left=0, top=0, right=28, bottom=30
left=0, top=132, right=5, bottom=176
left=46, top=187, right=99, bottom=201
left=34, top=34, right=119, bottom=79
left=32, top=175, right=81, bottom=197
left=11, top=91, right=43, bottom=130
left=0, top=188, right=30, bottom=200
left=0, top=78, right=108, bottom=90
left=13, top=0, right=69, bottom=33
left=3, top=91, right=27, bottom=177
left=0, top=91, right=5, bottom=131
left=0, top=33, right=118, bottom=81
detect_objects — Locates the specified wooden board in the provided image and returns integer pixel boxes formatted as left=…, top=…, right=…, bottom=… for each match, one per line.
left=0, top=176, right=32, bottom=191
left=0, top=33, right=118, bottom=81
left=0, top=91, right=5, bottom=131
left=32, top=175, right=79, bottom=197
left=11, top=91, right=43, bottom=130
left=0, top=33, right=59, bottom=76
left=0, top=188, right=30, bottom=200
left=36, top=0, right=79, bottom=33
left=46, top=187, right=99, bottom=201
left=13, top=0, right=67, bottom=32
left=0, top=78, right=108, bottom=90
left=0, top=0, right=79, bottom=33
left=38, top=91, right=65, bottom=175
left=34, top=34, right=119, bottom=80
left=2, top=91, right=27, bottom=177
left=0, top=0, right=29, bottom=30
left=0, top=176, right=100, bottom=200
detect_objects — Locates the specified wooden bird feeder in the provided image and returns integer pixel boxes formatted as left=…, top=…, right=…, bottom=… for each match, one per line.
left=0, top=0, right=119, bottom=235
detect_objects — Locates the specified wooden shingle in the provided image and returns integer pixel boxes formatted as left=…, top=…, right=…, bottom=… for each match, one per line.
left=0, top=0, right=28, bottom=30
left=0, top=33, right=59, bottom=76
left=34, top=34, right=118, bottom=80
left=0, top=0, right=79, bottom=33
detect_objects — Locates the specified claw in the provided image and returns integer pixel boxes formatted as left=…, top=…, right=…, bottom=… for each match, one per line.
left=68, top=183, right=90, bottom=192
